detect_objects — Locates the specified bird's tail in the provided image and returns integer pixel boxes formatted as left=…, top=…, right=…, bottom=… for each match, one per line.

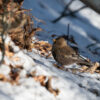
left=77, top=55, right=93, bottom=67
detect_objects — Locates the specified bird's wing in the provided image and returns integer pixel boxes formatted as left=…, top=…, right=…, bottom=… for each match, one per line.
left=59, top=47, right=79, bottom=60
left=61, top=46, right=77, bottom=55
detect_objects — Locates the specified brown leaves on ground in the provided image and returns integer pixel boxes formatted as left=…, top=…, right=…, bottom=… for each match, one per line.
left=5, top=45, right=14, bottom=58
left=0, top=40, right=14, bottom=58
left=81, top=62, right=100, bottom=74
left=0, top=67, right=60, bottom=96
left=0, top=74, right=8, bottom=82
left=0, top=0, right=58, bottom=96
left=27, top=71, right=60, bottom=96
left=8, top=64, right=24, bottom=85
left=9, top=67, right=20, bottom=85
left=34, top=75, right=46, bottom=86
left=9, top=15, right=42, bottom=50
left=0, top=0, right=41, bottom=51
left=34, top=76, right=60, bottom=96
left=54, top=62, right=100, bottom=74
left=0, top=0, right=25, bottom=32
left=8, top=6, right=34, bottom=50
left=0, top=0, right=51, bottom=57
left=45, top=77, right=60, bottom=96
left=0, top=64, right=22, bottom=85
left=32, top=41, right=52, bottom=58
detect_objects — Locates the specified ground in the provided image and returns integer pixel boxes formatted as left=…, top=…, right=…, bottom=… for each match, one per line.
left=0, top=0, right=100, bottom=100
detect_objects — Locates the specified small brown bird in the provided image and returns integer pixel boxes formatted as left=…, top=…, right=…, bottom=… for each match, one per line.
left=52, top=35, right=92, bottom=66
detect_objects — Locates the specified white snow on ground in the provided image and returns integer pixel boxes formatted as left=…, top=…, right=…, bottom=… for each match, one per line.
left=0, top=0, right=100, bottom=100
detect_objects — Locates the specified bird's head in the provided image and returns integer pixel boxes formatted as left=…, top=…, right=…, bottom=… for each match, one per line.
left=53, top=35, right=68, bottom=47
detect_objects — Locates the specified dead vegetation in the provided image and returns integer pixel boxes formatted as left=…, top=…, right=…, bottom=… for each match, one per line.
left=0, top=0, right=59, bottom=96
left=32, top=41, right=52, bottom=57
left=27, top=72, right=60, bottom=96
left=0, top=0, right=100, bottom=98
left=0, top=0, right=42, bottom=52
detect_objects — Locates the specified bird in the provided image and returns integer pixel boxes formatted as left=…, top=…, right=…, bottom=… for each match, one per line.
left=52, top=35, right=93, bottom=66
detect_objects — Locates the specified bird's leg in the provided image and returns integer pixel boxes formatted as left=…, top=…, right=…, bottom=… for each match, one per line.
left=53, top=63, right=65, bottom=70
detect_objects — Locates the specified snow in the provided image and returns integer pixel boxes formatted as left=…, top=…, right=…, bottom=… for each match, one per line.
left=0, top=0, right=100, bottom=100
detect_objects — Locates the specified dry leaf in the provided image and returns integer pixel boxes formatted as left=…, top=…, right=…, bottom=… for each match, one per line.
left=12, top=57, right=20, bottom=61
left=0, top=74, right=7, bottom=82
left=86, top=62, right=100, bottom=74
left=33, top=75, right=60, bottom=96
left=9, top=67, right=20, bottom=85
left=26, top=70, right=36, bottom=77
left=34, top=75, right=46, bottom=86
left=45, top=77, right=60, bottom=96
left=32, top=41, right=52, bottom=57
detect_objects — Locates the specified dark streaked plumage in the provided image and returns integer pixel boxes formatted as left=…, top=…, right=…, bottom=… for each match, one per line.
left=52, top=35, right=92, bottom=66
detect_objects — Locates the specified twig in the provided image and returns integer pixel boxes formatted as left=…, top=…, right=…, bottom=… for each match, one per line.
left=65, top=5, right=87, bottom=17
left=0, top=9, right=6, bottom=65
left=67, top=24, right=70, bottom=39
left=0, top=3, right=12, bottom=65
left=52, top=0, right=74, bottom=23
left=52, top=2, right=87, bottom=23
